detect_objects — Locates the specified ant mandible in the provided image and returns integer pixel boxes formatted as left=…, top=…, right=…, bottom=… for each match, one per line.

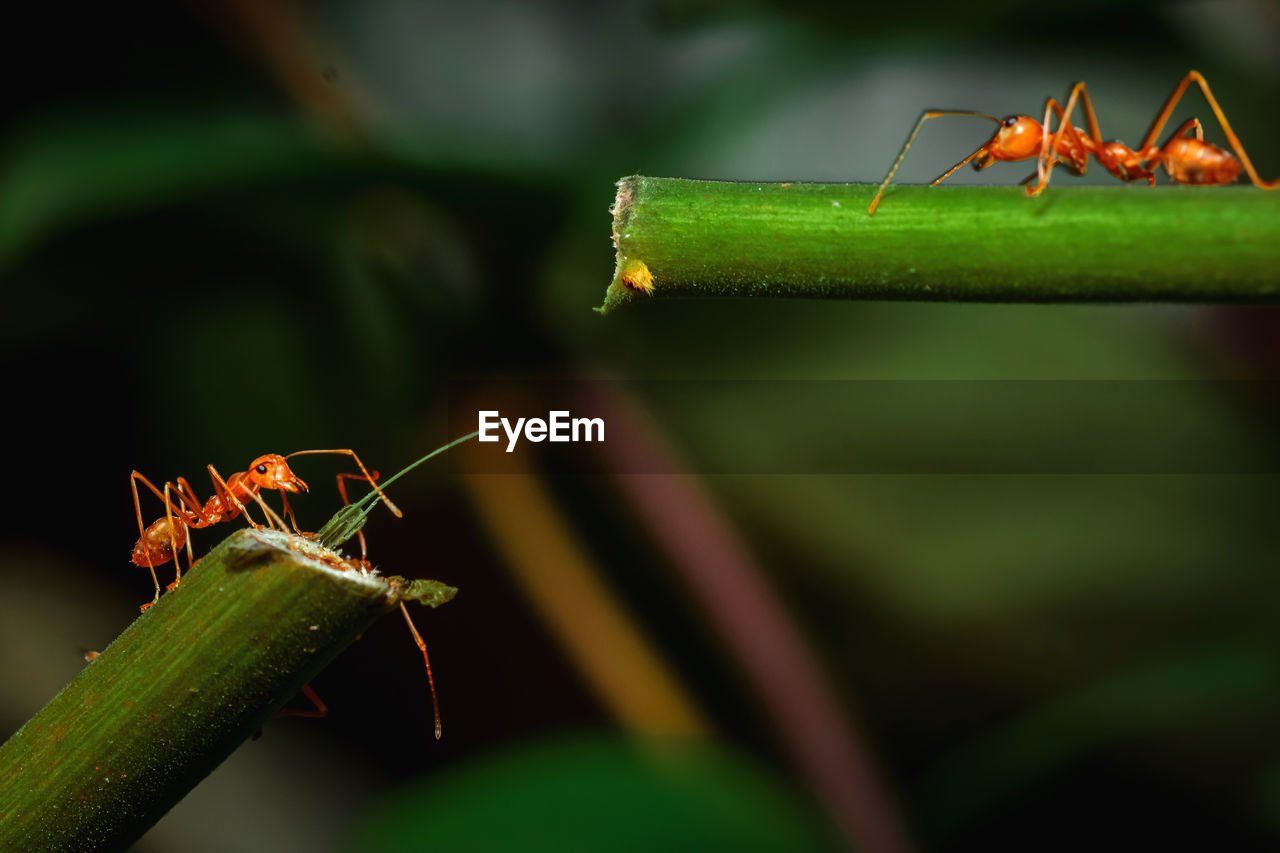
left=130, top=449, right=399, bottom=611
left=867, top=70, right=1278, bottom=215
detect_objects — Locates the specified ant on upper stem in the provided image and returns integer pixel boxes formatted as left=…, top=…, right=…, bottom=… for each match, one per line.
left=867, top=70, right=1278, bottom=215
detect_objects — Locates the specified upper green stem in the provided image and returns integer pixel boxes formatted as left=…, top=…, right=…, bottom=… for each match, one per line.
left=598, top=176, right=1280, bottom=313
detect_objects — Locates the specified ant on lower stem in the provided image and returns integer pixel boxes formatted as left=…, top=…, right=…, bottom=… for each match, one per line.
left=130, top=450, right=448, bottom=739
left=130, top=449, right=397, bottom=607
left=867, top=70, right=1278, bottom=215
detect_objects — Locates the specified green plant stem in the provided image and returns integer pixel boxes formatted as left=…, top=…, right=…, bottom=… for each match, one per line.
left=0, top=528, right=455, bottom=853
left=597, top=176, right=1280, bottom=313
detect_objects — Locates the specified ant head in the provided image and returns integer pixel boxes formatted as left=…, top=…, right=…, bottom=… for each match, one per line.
left=990, top=115, right=1043, bottom=161
left=247, top=454, right=309, bottom=493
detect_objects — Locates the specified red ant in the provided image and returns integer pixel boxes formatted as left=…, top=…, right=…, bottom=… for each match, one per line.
left=130, top=449, right=398, bottom=610
left=131, top=450, right=448, bottom=738
left=867, top=70, right=1277, bottom=215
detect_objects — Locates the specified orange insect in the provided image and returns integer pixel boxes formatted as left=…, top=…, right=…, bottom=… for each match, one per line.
left=867, top=70, right=1277, bottom=215
left=130, top=450, right=452, bottom=737
left=130, top=449, right=398, bottom=610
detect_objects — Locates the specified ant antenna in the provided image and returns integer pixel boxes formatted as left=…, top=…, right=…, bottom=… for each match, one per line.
left=285, top=449, right=402, bottom=517
left=399, top=601, right=443, bottom=739
left=869, top=110, right=1001, bottom=215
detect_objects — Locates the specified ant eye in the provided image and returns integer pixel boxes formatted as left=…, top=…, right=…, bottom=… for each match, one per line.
left=1003, top=117, right=1017, bottom=127
left=255, top=464, right=268, bottom=474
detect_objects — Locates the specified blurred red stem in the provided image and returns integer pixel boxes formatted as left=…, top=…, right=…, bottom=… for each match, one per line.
left=589, top=385, right=913, bottom=853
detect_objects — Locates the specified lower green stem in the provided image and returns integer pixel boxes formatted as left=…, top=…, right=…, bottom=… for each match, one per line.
left=0, top=529, right=453, bottom=853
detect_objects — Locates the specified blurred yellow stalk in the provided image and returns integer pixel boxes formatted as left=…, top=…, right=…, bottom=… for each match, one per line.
left=461, top=471, right=707, bottom=737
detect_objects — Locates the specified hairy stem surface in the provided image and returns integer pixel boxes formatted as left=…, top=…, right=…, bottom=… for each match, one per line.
left=0, top=529, right=454, bottom=853
left=598, top=176, right=1280, bottom=313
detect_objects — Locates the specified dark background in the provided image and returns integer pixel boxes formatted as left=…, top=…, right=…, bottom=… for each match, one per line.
left=2, top=1, right=1279, bottom=850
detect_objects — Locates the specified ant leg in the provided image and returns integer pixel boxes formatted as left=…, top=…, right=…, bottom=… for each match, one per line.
left=1163, top=117, right=1204, bottom=144
left=170, top=476, right=205, bottom=518
left=1030, top=96, right=1069, bottom=196
left=207, top=465, right=257, bottom=527
left=277, top=684, right=329, bottom=719
left=1140, top=71, right=1278, bottom=189
left=272, top=492, right=308, bottom=554
left=162, top=481, right=185, bottom=590
left=931, top=147, right=991, bottom=183
left=250, top=489, right=290, bottom=532
left=1140, top=72, right=1200, bottom=148
left=277, top=491, right=312, bottom=536
left=172, top=476, right=225, bottom=529
left=400, top=601, right=443, bottom=740
left=867, top=110, right=1002, bottom=215
left=167, top=477, right=224, bottom=568
left=1076, top=82, right=1103, bottom=144
left=336, top=471, right=380, bottom=562
left=335, top=472, right=374, bottom=505
left=130, top=471, right=165, bottom=607
left=1028, top=84, right=1095, bottom=197
left=285, top=450, right=402, bottom=518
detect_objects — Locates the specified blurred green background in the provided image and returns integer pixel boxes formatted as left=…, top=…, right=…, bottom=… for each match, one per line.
left=2, top=1, right=1279, bottom=850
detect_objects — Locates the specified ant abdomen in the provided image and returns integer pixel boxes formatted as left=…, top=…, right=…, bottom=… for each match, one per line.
left=1162, top=138, right=1242, bottom=185
left=132, top=517, right=187, bottom=568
